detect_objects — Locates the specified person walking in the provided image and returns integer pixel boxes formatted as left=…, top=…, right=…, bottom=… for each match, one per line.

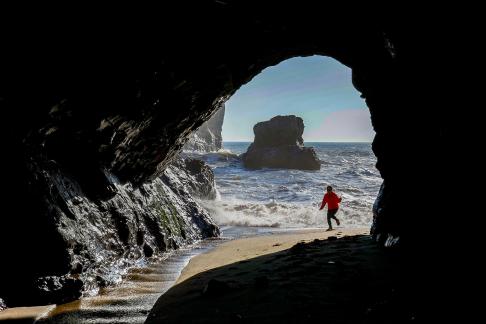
left=319, top=185, right=342, bottom=231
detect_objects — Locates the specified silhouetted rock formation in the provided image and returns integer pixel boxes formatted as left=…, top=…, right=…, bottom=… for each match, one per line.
left=242, top=116, right=320, bottom=170
left=0, top=2, right=463, bottom=316
left=0, top=157, right=218, bottom=306
left=184, top=104, right=225, bottom=152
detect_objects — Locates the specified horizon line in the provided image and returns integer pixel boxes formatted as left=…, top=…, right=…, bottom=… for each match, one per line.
left=223, top=140, right=373, bottom=143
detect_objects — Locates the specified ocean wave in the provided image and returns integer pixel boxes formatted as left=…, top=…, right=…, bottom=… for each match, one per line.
left=197, top=142, right=380, bottom=229
left=358, top=168, right=377, bottom=176
left=337, top=170, right=360, bottom=177
left=182, top=150, right=240, bottom=164
left=199, top=199, right=372, bottom=228
left=216, top=148, right=240, bottom=156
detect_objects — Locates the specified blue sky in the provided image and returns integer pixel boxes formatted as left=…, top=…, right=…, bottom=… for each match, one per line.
left=222, top=55, right=375, bottom=142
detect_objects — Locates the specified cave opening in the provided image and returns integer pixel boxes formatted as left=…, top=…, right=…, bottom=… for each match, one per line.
left=1, top=3, right=460, bottom=321
left=185, top=55, right=379, bottom=233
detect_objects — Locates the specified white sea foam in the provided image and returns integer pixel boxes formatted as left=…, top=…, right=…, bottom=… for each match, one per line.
left=189, top=142, right=381, bottom=229
left=200, top=198, right=371, bottom=229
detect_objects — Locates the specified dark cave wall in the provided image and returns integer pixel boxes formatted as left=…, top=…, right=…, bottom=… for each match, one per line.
left=1, top=155, right=219, bottom=306
left=1, top=1, right=453, bottom=307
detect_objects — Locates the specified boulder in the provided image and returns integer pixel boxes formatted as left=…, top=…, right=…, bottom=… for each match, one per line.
left=169, top=158, right=218, bottom=200
left=242, top=116, right=320, bottom=170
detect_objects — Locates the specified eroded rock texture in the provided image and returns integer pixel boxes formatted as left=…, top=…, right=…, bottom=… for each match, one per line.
left=1, top=1, right=459, bottom=313
left=1, top=155, right=218, bottom=306
left=170, top=158, right=219, bottom=200
left=242, top=115, right=320, bottom=170
left=183, top=104, right=225, bottom=152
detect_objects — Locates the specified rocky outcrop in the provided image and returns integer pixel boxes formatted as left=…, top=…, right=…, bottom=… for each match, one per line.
left=242, top=116, right=320, bottom=170
left=0, top=156, right=218, bottom=306
left=170, top=158, right=218, bottom=200
left=183, top=104, right=225, bottom=152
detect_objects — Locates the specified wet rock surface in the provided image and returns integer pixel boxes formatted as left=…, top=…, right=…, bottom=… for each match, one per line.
left=242, top=116, right=320, bottom=170
left=0, top=157, right=219, bottom=306
left=170, top=158, right=218, bottom=200
left=32, top=239, right=223, bottom=324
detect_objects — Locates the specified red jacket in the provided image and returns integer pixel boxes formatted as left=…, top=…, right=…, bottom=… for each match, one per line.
left=320, top=192, right=341, bottom=210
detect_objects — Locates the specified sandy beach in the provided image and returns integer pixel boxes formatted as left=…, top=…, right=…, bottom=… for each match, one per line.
left=176, top=228, right=369, bottom=284
left=147, top=227, right=408, bottom=323
left=0, top=242, right=214, bottom=323
left=1, top=227, right=409, bottom=323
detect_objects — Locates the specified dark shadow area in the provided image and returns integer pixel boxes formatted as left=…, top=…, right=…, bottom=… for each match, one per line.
left=143, top=235, right=410, bottom=323
left=0, top=2, right=472, bottom=319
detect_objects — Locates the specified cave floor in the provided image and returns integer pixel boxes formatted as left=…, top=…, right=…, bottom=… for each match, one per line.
left=1, top=230, right=413, bottom=323
left=0, top=241, right=219, bottom=323
left=146, top=230, right=411, bottom=324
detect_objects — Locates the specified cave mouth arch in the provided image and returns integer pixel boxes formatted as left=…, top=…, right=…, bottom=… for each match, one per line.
left=184, top=56, right=381, bottom=229
left=193, top=55, right=380, bottom=231
left=222, top=55, right=375, bottom=143
left=3, top=3, right=441, bottom=311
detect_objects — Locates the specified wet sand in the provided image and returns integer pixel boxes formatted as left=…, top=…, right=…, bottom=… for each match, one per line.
left=147, top=228, right=407, bottom=323
left=1, top=227, right=406, bottom=323
left=0, top=240, right=222, bottom=323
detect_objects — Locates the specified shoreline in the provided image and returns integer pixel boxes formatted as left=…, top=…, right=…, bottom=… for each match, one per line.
left=147, top=227, right=405, bottom=323
left=0, top=239, right=222, bottom=323
left=177, top=227, right=369, bottom=284
left=0, top=227, right=373, bottom=323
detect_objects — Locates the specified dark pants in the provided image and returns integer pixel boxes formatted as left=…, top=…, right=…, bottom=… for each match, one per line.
left=327, top=208, right=339, bottom=228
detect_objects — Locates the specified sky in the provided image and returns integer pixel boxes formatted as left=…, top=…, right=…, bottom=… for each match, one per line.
left=222, top=55, right=375, bottom=142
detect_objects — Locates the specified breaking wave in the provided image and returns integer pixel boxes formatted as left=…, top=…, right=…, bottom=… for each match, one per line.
left=200, top=198, right=374, bottom=229
left=193, top=142, right=381, bottom=229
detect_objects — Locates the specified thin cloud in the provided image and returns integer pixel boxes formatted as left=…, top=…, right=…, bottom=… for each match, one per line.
left=304, top=108, right=375, bottom=142
left=223, top=56, right=374, bottom=142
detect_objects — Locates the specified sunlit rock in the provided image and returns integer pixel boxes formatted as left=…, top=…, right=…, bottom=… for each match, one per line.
left=184, top=104, right=225, bottom=153
left=169, top=158, right=218, bottom=200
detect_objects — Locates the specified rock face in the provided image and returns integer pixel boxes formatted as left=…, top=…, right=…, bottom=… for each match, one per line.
left=0, top=157, right=218, bottom=306
left=183, top=104, right=225, bottom=152
left=242, top=116, right=320, bottom=170
left=170, top=158, right=218, bottom=200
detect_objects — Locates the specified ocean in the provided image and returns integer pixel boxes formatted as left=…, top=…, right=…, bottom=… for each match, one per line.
left=184, top=142, right=381, bottom=230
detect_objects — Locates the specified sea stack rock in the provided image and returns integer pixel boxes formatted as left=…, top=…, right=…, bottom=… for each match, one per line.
left=242, top=115, right=320, bottom=170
